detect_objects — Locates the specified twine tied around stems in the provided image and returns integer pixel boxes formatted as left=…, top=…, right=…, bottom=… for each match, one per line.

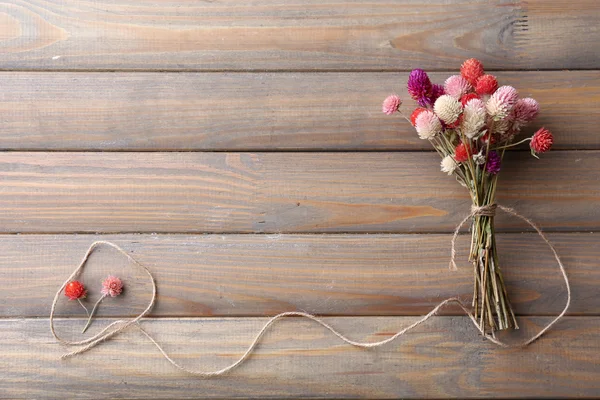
left=51, top=205, right=571, bottom=376
left=449, top=203, right=498, bottom=271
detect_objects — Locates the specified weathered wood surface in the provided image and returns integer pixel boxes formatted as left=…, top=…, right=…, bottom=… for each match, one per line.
left=0, top=71, right=597, bottom=151
left=0, top=233, right=585, bottom=318
left=1, top=317, right=598, bottom=398
left=0, top=151, right=596, bottom=233
left=0, top=0, right=598, bottom=70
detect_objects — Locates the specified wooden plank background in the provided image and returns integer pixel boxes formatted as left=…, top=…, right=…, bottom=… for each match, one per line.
left=0, top=0, right=598, bottom=398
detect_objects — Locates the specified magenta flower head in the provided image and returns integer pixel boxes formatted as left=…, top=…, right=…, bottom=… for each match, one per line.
left=407, top=69, right=433, bottom=107
left=101, top=275, right=123, bottom=297
left=430, top=84, right=445, bottom=103
left=382, top=94, right=402, bottom=115
left=485, top=151, right=502, bottom=175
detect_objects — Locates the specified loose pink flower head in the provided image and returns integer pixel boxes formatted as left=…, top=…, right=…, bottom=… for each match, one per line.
left=101, top=275, right=123, bottom=297
left=486, top=86, right=519, bottom=121
left=510, top=98, right=539, bottom=129
left=382, top=94, right=402, bottom=115
left=444, top=75, right=472, bottom=99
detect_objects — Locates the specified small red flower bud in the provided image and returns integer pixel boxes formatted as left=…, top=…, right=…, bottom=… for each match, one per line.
left=475, top=75, right=498, bottom=95
left=460, top=92, right=480, bottom=106
left=65, top=280, right=87, bottom=300
left=410, top=107, right=428, bottom=126
left=454, top=142, right=472, bottom=163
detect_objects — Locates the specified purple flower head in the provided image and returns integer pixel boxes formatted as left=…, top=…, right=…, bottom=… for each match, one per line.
left=407, top=69, right=433, bottom=107
left=430, top=84, right=445, bottom=103
left=485, top=151, right=502, bottom=175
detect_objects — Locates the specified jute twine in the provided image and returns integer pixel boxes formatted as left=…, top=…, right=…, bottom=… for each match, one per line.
left=50, top=204, right=571, bottom=376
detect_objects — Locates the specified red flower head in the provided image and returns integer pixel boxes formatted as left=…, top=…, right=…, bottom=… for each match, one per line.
left=101, top=275, right=123, bottom=297
left=65, top=280, right=87, bottom=300
left=481, top=132, right=498, bottom=145
left=460, top=59, right=485, bottom=86
left=530, top=128, right=554, bottom=154
left=410, top=107, right=427, bottom=126
left=454, top=142, right=472, bottom=163
left=460, top=92, right=480, bottom=106
left=475, top=75, right=498, bottom=95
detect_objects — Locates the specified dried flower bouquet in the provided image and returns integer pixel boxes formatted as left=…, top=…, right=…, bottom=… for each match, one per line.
left=383, top=59, right=554, bottom=333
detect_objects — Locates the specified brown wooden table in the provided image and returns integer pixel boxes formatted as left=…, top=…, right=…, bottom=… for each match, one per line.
left=0, top=1, right=598, bottom=398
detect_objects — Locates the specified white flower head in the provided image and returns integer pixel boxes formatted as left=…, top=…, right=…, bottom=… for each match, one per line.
left=434, top=95, right=463, bottom=124
left=440, top=155, right=458, bottom=175
left=461, top=98, right=486, bottom=139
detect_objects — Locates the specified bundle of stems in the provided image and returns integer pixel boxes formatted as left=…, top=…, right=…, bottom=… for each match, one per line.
left=432, top=131, right=518, bottom=333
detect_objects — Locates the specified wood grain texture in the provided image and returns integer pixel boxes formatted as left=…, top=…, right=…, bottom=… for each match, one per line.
left=0, top=151, right=597, bottom=233
left=0, top=71, right=598, bottom=151
left=1, top=317, right=598, bottom=398
left=0, top=0, right=598, bottom=70
left=0, top=233, right=587, bottom=318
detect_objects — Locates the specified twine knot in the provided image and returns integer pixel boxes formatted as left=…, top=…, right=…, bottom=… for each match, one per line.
left=471, top=203, right=497, bottom=217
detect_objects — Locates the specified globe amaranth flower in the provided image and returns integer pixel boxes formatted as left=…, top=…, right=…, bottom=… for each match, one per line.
left=530, top=128, right=553, bottom=154
left=485, top=151, right=502, bottom=175
left=101, top=275, right=123, bottom=297
left=454, top=142, right=472, bottom=163
left=440, top=155, right=458, bottom=175
left=434, top=95, right=463, bottom=125
left=430, top=84, right=445, bottom=103
left=410, top=107, right=427, bottom=126
left=65, top=280, right=87, bottom=300
left=460, top=58, right=485, bottom=86
left=407, top=69, right=433, bottom=107
left=486, top=86, right=519, bottom=121
left=461, top=98, right=486, bottom=139
left=382, top=94, right=402, bottom=115
left=510, top=98, right=539, bottom=130
left=444, top=75, right=472, bottom=99
left=415, top=110, right=442, bottom=140
left=475, top=74, right=498, bottom=95
left=460, top=92, right=480, bottom=106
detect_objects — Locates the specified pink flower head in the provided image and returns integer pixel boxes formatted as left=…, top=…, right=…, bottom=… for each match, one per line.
left=486, top=86, right=519, bottom=121
left=444, top=75, right=472, bottom=99
left=101, top=275, right=123, bottom=297
left=382, top=94, right=402, bottom=115
left=510, top=98, right=539, bottom=129
left=415, top=110, right=442, bottom=140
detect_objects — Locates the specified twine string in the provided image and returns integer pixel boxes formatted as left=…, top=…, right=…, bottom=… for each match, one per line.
left=53, top=205, right=571, bottom=375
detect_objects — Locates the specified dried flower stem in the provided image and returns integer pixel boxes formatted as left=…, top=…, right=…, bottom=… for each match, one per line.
left=77, top=299, right=89, bottom=317
left=82, top=294, right=107, bottom=333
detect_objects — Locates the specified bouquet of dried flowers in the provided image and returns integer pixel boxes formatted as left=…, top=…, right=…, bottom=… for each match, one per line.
left=382, top=59, right=554, bottom=334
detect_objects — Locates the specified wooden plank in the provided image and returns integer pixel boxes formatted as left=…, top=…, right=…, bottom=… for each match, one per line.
left=1, top=317, right=598, bottom=398
left=1, top=233, right=588, bottom=318
left=0, top=71, right=597, bottom=151
left=0, top=151, right=597, bottom=233
left=0, top=0, right=598, bottom=70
